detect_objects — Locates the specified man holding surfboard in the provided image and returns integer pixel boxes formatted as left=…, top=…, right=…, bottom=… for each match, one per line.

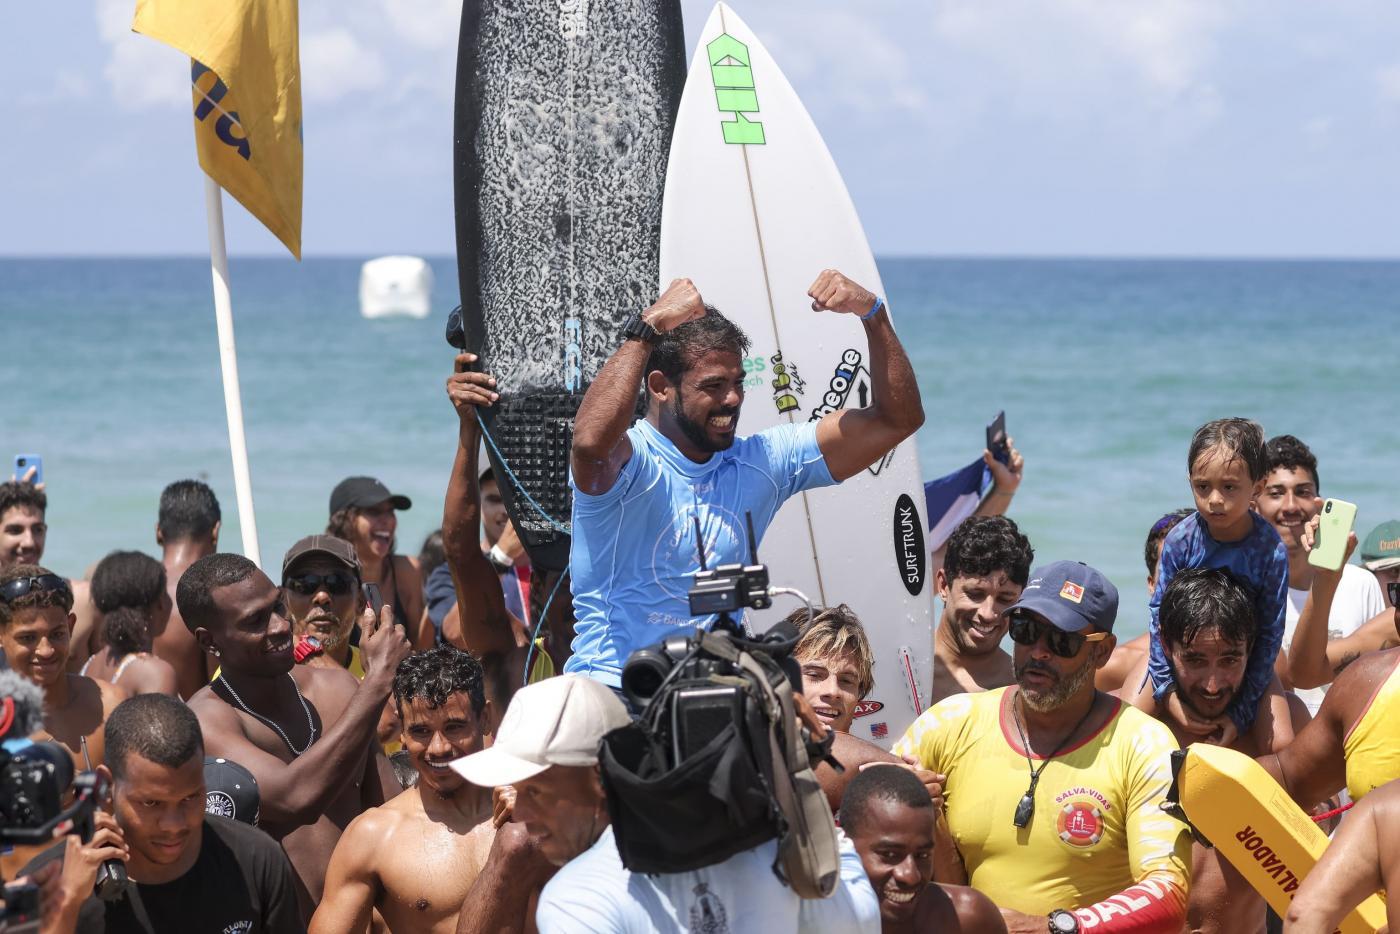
left=567, top=270, right=924, bottom=691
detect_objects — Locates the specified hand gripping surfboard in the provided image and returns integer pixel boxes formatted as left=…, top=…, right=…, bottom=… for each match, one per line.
left=1164, top=744, right=1386, bottom=933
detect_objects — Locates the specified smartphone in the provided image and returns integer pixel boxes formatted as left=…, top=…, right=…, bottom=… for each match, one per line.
left=1308, top=499, right=1358, bottom=572
left=361, top=582, right=385, bottom=618
left=985, top=412, right=1009, bottom=465
left=13, top=453, right=42, bottom=486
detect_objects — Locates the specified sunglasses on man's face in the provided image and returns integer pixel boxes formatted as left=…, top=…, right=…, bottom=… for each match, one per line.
left=1389, top=581, right=1400, bottom=608
left=283, top=571, right=355, bottom=597
left=0, top=573, right=71, bottom=605
left=1007, top=611, right=1110, bottom=659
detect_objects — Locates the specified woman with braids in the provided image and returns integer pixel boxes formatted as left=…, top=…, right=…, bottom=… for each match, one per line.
left=82, top=550, right=179, bottom=696
left=327, top=476, right=432, bottom=649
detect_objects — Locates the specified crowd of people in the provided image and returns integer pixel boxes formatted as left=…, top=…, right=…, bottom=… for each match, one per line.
left=2, top=268, right=1399, bottom=933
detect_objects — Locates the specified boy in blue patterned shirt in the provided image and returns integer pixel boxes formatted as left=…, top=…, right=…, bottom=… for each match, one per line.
left=1133, top=418, right=1292, bottom=747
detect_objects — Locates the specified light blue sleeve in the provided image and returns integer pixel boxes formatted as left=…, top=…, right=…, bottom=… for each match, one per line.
left=1146, top=524, right=1189, bottom=699
left=571, top=425, right=659, bottom=510
left=797, top=832, right=882, bottom=934
left=758, top=421, right=838, bottom=500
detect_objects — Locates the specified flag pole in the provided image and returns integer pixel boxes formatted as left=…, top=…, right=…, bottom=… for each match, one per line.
left=202, top=173, right=263, bottom=568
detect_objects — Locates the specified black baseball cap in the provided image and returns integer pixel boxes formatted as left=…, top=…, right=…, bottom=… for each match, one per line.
left=329, top=477, right=411, bottom=516
left=282, top=534, right=361, bottom=579
left=204, top=756, right=260, bottom=825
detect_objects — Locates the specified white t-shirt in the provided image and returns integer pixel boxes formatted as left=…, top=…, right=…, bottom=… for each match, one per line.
left=1283, top=564, right=1386, bottom=714
left=535, top=825, right=880, bottom=934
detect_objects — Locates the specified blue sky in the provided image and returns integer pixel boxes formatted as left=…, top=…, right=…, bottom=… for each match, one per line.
left=4, top=1, right=1399, bottom=257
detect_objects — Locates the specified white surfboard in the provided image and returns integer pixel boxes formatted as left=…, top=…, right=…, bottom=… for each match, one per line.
left=660, top=2, right=934, bottom=745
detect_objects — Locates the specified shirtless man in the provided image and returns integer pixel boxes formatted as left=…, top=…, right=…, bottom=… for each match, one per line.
left=1284, top=776, right=1400, bottom=933
left=177, top=552, right=409, bottom=920
left=1133, top=567, right=1310, bottom=934
left=441, top=354, right=564, bottom=727
left=841, top=764, right=1006, bottom=934
left=0, top=564, right=128, bottom=877
left=154, top=479, right=222, bottom=697
left=930, top=516, right=1034, bottom=703
left=311, top=646, right=496, bottom=934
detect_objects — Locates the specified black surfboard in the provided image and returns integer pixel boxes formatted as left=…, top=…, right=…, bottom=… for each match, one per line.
left=453, top=0, right=686, bottom=571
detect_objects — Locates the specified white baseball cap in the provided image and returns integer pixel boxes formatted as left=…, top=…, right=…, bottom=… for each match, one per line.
left=450, top=674, right=630, bottom=787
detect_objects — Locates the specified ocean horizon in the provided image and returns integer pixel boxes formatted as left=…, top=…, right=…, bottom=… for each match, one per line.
left=6, top=255, right=1397, bottom=638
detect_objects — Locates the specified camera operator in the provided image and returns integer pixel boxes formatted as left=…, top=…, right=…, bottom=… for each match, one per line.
left=19, top=693, right=301, bottom=933
left=567, top=271, right=924, bottom=692
left=452, top=673, right=881, bottom=933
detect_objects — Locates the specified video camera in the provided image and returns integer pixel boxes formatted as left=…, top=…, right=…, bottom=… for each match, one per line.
left=2, top=672, right=127, bottom=931
left=603, top=515, right=842, bottom=893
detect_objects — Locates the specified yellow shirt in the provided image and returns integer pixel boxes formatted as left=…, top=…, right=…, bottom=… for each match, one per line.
left=892, top=688, right=1191, bottom=917
left=1343, top=651, right=1400, bottom=802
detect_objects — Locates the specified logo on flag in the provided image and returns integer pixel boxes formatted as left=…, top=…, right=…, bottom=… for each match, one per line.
left=1059, top=581, right=1085, bottom=604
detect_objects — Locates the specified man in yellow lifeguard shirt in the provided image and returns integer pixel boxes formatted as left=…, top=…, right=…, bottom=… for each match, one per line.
left=893, top=560, right=1191, bottom=934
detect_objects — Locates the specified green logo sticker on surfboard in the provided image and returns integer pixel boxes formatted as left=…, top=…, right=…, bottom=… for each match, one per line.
left=707, top=33, right=765, bottom=145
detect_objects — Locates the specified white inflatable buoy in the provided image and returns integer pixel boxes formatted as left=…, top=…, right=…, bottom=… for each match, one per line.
left=360, top=256, right=433, bottom=319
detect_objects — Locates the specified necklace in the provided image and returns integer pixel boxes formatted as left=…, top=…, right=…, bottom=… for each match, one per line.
left=218, top=672, right=318, bottom=757
left=1009, top=691, right=1099, bottom=829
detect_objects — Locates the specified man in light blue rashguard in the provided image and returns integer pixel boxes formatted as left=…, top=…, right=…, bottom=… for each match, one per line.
left=566, top=269, right=925, bottom=690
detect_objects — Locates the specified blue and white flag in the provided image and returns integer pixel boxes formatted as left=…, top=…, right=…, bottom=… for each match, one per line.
left=924, top=458, right=993, bottom=552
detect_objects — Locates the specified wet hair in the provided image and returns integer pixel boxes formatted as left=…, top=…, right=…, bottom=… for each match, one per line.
left=176, top=553, right=258, bottom=634
left=1145, top=509, right=1195, bottom=576
left=943, top=516, right=1035, bottom=587
left=157, top=480, right=221, bottom=542
left=0, top=563, right=72, bottom=628
left=645, top=305, right=751, bottom=386
left=1159, top=567, right=1257, bottom=652
left=392, top=645, right=486, bottom=718
left=839, top=763, right=934, bottom=837
left=1188, top=418, right=1267, bottom=482
left=417, top=529, right=446, bottom=584
left=90, top=551, right=167, bottom=655
left=1264, top=434, right=1319, bottom=490
left=0, top=481, right=46, bottom=522
left=105, top=693, right=203, bottom=781
left=784, top=604, right=875, bottom=698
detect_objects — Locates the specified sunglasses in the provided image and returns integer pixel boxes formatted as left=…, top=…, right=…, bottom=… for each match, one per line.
left=284, top=571, right=355, bottom=596
left=0, top=573, right=71, bottom=605
left=1390, top=581, right=1400, bottom=608
left=1007, top=611, right=1110, bottom=659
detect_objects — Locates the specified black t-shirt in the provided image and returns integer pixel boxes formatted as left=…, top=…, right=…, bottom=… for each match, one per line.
left=23, top=814, right=303, bottom=934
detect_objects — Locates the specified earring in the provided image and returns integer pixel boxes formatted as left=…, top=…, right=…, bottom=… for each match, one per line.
left=212, top=649, right=221, bottom=657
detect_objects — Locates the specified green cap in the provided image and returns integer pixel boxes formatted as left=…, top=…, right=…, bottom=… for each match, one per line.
left=1359, top=520, right=1400, bottom=571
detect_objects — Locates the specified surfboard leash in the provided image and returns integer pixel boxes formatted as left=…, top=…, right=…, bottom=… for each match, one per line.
left=523, top=569, right=572, bottom=687
left=476, top=418, right=571, bottom=535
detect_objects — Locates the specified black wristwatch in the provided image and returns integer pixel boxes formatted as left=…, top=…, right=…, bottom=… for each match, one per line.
left=621, top=312, right=660, bottom=345
left=1048, top=909, right=1079, bottom=933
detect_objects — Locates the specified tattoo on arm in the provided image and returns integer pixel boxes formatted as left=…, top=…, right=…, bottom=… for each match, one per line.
left=1334, top=651, right=1362, bottom=675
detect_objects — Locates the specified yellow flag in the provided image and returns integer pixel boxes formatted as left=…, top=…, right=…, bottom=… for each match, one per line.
left=133, top=0, right=302, bottom=259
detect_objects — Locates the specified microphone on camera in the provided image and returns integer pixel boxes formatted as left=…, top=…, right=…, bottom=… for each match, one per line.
left=0, top=669, right=45, bottom=742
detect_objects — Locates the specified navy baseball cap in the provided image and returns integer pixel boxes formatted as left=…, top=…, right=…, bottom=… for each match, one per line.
left=1004, top=561, right=1119, bottom=634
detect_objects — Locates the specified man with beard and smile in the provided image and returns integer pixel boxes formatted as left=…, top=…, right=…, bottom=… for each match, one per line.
left=840, top=764, right=1006, bottom=934
left=311, top=647, right=497, bottom=934
left=178, top=552, right=410, bottom=922
left=894, top=561, right=1191, bottom=934
left=1131, top=567, right=1312, bottom=934
left=24, top=693, right=302, bottom=933
left=930, top=517, right=1034, bottom=704
left=568, top=271, right=924, bottom=693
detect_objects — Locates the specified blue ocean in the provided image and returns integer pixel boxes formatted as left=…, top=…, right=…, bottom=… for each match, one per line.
left=4, top=257, right=1397, bottom=638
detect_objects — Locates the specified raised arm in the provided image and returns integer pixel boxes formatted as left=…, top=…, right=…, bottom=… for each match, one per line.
left=197, top=606, right=410, bottom=837
left=444, top=354, right=521, bottom=660
left=1286, top=515, right=1357, bottom=690
left=809, top=270, right=925, bottom=483
left=570, top=278, right=705, bottom=495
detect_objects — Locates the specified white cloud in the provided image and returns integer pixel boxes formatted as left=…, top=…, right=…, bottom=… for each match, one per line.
left=301, top=28, right=388, bottom=102
left=761, top=9, right=927, bottom=117
left=94, top=0, right=187, bottom=110
left=19, top=69, right=92, bottom=107
left=377, top=0, right=462, bottom=50
left=1377, top=64, right=1400, bottom=104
